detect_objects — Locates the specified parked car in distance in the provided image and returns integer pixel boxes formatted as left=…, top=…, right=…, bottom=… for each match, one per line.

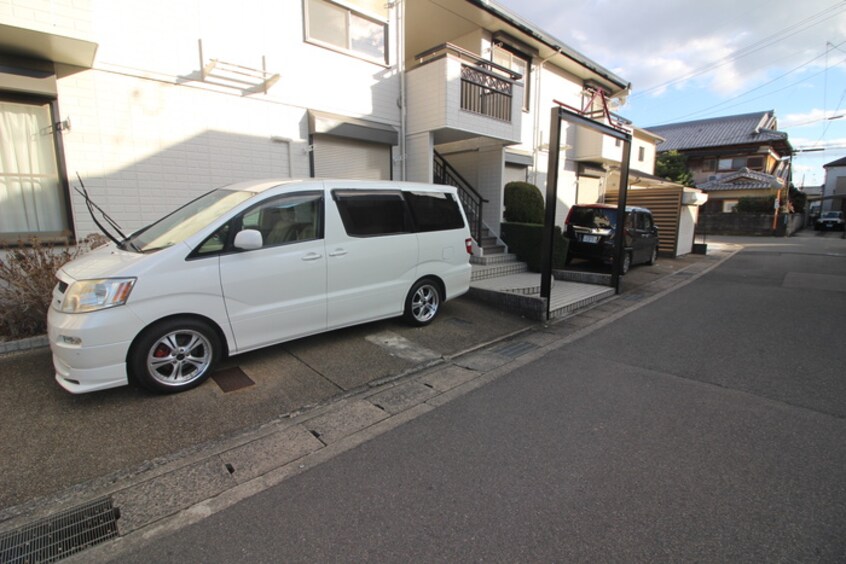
left=563, top=204, right=659, bottom=274
left=814, top=210, right=845, bottom=231
left=48, top=179, right=472, bottom=395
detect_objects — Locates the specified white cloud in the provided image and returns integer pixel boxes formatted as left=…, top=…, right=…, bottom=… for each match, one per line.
left=781, top=109, right=846, bottom=128
left=494, top=0, right=846, bottom=95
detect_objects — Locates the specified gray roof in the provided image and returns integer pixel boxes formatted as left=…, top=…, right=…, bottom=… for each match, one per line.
left=648, top=111, right=791, bottom=152
left=823, top=155, right=846, bottom=168
left=697, top=168, right=781, bottom=192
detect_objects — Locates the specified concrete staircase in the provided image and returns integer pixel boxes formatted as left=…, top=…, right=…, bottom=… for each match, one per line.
left=470, top=227, right=528, bottom=281
left=468, top=227, right=614, bottom=320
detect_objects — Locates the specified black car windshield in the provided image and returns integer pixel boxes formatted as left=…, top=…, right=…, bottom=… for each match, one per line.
left=570, top=207, right=617, bottom=230
left=123, top=189, right=255, bottom=252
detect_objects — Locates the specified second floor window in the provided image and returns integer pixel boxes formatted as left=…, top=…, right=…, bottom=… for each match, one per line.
left=717, top=156, right=765, bottom=172
left=492, top=45, right=530, bottom=112
left=305, top=0, right=388, bottom=64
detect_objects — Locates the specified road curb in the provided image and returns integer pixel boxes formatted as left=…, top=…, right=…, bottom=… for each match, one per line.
left=0, top=335, right=48, bottom=355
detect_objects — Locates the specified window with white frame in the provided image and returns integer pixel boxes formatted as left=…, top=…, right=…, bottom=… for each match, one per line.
left=492, top=45, right=530, bottom=111
left=722, top=200, right=739, bottom=213
left=305, top=0, right=388, bottom=64
left=718, top=156, right=765, bottom=172
left=0, top=97, right=70, bottom=243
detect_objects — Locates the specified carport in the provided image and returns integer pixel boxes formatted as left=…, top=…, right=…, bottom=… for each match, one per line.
left=540, top=92, right=633, bottom=318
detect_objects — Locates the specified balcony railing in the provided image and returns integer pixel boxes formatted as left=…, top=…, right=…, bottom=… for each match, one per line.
left=416, top=43, right=521, bottom=123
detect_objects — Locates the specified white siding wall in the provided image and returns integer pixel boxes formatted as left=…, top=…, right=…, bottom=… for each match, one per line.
left=405, top=132, right=433, bottom=183
left=823, top=166, right=846, bottom=212
left=529, top=65, right=583, bottom=226
left=0, top=0, right=94, bottom=40
left=5, top=0, right=400, bottom=237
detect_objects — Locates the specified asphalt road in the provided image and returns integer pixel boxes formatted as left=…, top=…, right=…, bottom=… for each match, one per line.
left=112, top=233, right=846, bottom=561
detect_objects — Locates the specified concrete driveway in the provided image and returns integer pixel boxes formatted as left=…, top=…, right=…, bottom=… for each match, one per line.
left=0, top=296, right=533, bottom=511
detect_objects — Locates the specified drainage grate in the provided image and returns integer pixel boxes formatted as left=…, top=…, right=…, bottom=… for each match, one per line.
left=0, top=497, right=120, bottom=563
left=491, top=341, right=538, bottom=359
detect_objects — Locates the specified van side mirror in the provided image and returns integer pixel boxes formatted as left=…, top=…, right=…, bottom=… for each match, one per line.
left=234, top=229, right=263, bottom=250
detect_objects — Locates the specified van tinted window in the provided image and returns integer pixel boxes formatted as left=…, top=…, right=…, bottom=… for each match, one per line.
left=334, top=191, right=411, bottom=236
left=569, top=207, right=616, bottom=230
left=405, top=191, right=465, bottom=232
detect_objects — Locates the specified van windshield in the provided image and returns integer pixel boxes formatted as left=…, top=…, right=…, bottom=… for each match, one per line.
left=122, top=189, right=255, bottom=253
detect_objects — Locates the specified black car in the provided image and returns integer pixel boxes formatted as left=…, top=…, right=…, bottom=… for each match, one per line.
left=564, top=204, right=659, bottom=274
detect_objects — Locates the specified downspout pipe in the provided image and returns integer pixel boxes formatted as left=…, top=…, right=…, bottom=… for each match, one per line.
left=532, top=48, right=561, bottom=187
left=397, top=0, right=407, bottom=180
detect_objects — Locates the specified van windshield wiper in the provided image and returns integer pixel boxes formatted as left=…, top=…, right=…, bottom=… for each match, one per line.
left=74, top=173, right=141, bottom=252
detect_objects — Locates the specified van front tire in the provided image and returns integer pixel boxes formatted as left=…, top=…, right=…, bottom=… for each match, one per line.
left=129, top=317, right=221, bottom=393
left=404, top=278, right=441, bottom=326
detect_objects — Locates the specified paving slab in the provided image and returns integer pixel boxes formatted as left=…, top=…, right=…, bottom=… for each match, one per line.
left=113, top=458, right=234, bottom=534
left=223, top=425, right=324, bottom=484
left=419, top=365, right=479, bottom=393
left=304, top=400, right=390, bottom=444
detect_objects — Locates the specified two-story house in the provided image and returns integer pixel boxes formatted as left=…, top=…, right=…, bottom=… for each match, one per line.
left=821, top=156, right=846, bottom=214
left=1, top=0, right=402, bottom=245
left=648, top=111, right=793, bottom=213
left=402, top=0, right=668, bottom=247
left=1, top=0, right=645, bottom=254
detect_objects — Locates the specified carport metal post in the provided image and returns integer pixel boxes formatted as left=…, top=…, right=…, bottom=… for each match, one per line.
left=611, top=138, right=632, bottom=292
left=540, top=105, right=633, bottom=320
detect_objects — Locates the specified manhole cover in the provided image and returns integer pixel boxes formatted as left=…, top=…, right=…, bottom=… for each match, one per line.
left=211, top=367, right=255, bottom=393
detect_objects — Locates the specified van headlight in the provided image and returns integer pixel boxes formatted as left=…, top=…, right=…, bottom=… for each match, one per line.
left=60, top=278, right=136, bottom=313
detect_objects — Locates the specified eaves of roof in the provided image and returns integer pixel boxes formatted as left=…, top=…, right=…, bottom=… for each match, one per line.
left=697, top=168, right=781, bottom=192
left=471, top=0, right=630, bottom=93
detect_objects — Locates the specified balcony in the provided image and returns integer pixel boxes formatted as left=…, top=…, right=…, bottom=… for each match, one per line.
left=570, top=123, right=627, bottom=165
left=406, top=44, right=523, bottom=145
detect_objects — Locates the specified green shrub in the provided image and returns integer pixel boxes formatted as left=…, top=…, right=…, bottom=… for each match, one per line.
left=0, top=234, right=107, bottom=341
left=500, top=222, right=569, bottom=272
left=503, top=182, right=544, bottom=224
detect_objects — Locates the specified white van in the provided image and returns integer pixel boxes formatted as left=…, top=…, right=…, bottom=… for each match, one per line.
left=48, top=179, right=472, bottom=394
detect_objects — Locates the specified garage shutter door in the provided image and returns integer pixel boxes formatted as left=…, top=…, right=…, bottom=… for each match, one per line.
left=313, top=134, right=391, bottom=180
left=504, top=164, right=528, bottom=185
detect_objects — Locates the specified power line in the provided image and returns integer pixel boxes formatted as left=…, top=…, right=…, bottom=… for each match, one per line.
left=631, top=1, right=846, bottom=97
left=660, top=48, right=846, bottom=122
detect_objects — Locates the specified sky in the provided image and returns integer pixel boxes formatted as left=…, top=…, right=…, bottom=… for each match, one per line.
left=494, top=0, right=846, bottom=188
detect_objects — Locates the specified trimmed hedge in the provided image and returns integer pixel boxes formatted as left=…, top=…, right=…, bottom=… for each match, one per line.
left=503, top=182, right=544, bottom=224
left=500, top=222, right=569, bottom=272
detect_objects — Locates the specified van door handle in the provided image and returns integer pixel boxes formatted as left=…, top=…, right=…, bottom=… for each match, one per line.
left=328, top=249, right=348, bottom=257
left=301, top=252, right=323, bottom=262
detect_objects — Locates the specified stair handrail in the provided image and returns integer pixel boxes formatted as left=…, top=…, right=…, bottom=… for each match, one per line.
left=433, top=150, right=488, bottom=243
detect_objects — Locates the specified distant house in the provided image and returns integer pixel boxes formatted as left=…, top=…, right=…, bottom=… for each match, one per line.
left=822, top=156, right=846, bottom=213
left=648, top=111, right=793, bottom=213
